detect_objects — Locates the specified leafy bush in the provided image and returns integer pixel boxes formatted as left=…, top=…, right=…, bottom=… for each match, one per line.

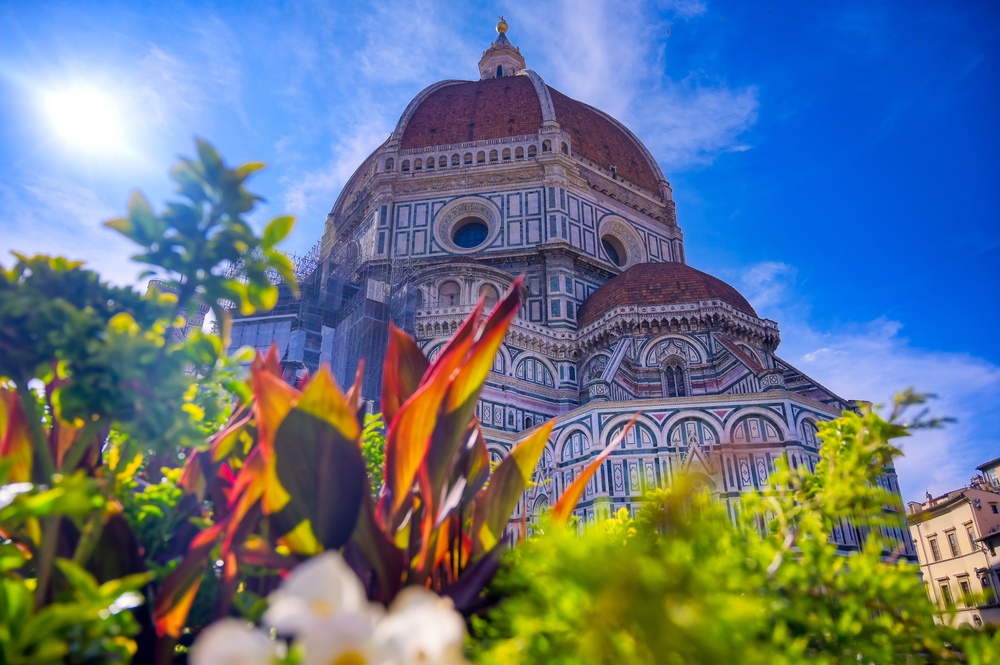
left=470, top=396, right=1000, bottom=664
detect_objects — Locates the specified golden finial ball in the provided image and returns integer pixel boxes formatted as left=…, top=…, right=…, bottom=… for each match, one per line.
left=497, top=16, right=508, bottom=34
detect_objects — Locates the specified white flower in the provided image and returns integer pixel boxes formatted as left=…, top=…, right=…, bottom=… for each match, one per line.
left=263, top=552, right=377, bottom=635
left=371, top=587, right=467, bottom=665
left=189, top=619, right=276, bottom=665
left=298, top=612, right=377, bottom=665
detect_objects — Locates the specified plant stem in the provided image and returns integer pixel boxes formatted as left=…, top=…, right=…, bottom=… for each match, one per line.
left=16, top=383, right=55, bottom=484
left=34, top=515, right=61, bottom=608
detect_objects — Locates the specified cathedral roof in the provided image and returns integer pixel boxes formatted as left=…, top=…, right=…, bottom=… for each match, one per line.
left=577, top=262, right=758, bottom=326
left=394, top=73, right=664, bottom=194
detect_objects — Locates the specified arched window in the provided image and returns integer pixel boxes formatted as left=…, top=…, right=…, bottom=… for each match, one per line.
left=414, top=158, right=423, bottom=171
left=451, top=154, right=460, bottom=166
left=453, top=218, right=489, bottom=249
left=582, top=355, right=608, bottom=383
left=801, top=420, right=820, bottom=448
left=464, top=152, right=473, bottom=165
left=561, top=143, right=569, bottom=155
left=492, top=349, right=504, bottom=373
left=661, top=360, right=687, bottom=398
left=542, top=140, right=552, bottom=152
left=489, top=149, right=498, bottom=162
left=502, top=148, right=511, bottom=161
left=732, top=415, right=783, bottom=443
left=438, top=281, right=460, bottom=307
left=438, top=156, right=447, bottom=168
left=426, top=157, right=434, bottom=170
left=497, top=65, right=503, bottom=77
left=385, top=158, right=394, bottom=171
left=562, top=431, right=590, bottom=461
left=608, top=422, right=655, bottom=450
left=477, top=151, right=486, bottom=164
left=524, top=416, right=534, bottom=429
left=669, top=419, right=717, bottom=448
left=401, top=160, right=410, bottom=172
left=479, top=283, right=499, bottom=310
left=516, top=357, right=555, bottom=387
left=515, top=146, right=524, bottom=159
left=528, top=145, right=537, bottom=157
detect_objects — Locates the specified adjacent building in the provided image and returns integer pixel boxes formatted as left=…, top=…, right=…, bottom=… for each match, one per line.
left=907, top=457, right=1000, bottom=627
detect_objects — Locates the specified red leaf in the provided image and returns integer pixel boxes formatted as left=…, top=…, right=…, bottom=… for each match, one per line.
left=550, top=414, right=639, bottom=527
left=381, top=324, right=429, bottom=426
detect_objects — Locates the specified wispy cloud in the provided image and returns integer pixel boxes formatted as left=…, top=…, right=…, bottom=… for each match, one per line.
left=505, top=0, right=758, bottom=170
left=739, top=261, right=1000, bottom=503
left=0, top=176, right=140, bottom=285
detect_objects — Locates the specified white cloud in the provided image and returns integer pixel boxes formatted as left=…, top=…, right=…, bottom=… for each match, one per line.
left=504, top=0, right=758, bottom=170
left=739, top=261, right=1000, bottom=504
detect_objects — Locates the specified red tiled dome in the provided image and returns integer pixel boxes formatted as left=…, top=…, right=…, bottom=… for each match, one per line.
left=577, top=263, right=757, bottom=326
left=398, top=76, right=662, bottom=194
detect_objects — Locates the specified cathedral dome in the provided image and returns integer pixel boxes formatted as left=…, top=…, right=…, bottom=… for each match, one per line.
left=577, top=262, right=757, bottom=326
left=392, top=75, right=665, bottom=195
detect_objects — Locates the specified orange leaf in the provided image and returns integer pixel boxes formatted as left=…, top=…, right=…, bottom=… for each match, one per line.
left=381, top=324, right=429, bottom=426
left=0, top=389, right=32, bottom=483
left=383, top=335, right=473, bottom=520
left=550, top=414, right=639, bottom=527
left=295, top=365, right=359, bottom=441
left=252, top=364, right=300, bottom=455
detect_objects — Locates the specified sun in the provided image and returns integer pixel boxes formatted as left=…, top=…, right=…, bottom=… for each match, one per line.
left=44, top=87, right=126, bottom=151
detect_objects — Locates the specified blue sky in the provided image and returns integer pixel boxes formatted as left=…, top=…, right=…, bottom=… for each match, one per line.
left=0, top=0, right=997, bottom=502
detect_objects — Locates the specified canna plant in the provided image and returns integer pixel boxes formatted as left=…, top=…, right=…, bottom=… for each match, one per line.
left=152, top=277, right=562, bottom=645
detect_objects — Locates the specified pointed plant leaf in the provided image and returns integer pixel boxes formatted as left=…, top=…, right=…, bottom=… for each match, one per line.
left=473, top=420, right=554, bottom=556
left=550, top=414, right=639, bottom=527
left=351, top=486, right=404, bottom=603
left=271, top=409, right=366, bottom=551
left=381, top=324, right=429, bottom=426
left=262, top=216, right=295, bottom=249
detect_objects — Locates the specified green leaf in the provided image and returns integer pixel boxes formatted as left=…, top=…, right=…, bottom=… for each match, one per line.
left=54, top=558, right=100, bottom=601
left=261, top=216, right=295, bottom=249
left=271, top=408, right=366, bottom=551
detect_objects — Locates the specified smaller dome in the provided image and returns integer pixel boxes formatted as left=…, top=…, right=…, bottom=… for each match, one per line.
left=577, top=263, right=757, bottom=326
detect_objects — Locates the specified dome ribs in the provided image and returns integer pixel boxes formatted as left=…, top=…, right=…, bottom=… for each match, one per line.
left=547, top=87, right=661, bottom=194
left=400, top=76, right=543, bottom=149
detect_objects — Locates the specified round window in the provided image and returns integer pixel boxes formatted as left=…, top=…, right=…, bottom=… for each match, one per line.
left=453, top=217, right=488, bottom=248
left=601, top=235, right=626, bottom=267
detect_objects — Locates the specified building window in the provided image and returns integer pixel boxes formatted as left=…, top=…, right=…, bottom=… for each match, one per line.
left=401, top=160, right=410, bottom=172
left=439, top=281, right=461, bottom=307
left=477, top=151, right=486, bottom=164
left=542, top=139, right=552, bottom=152
left=464, top=152, right=473, bottom=165
left=732, top=415, right=783, bottom=443
left=567, top=301, right=575, bottom=319
left=516, top=357, right=555, bottom=388
left=992, top=504, right=998, bottom=514
left=528, top=144, right=537, bottom=157
left=426, top=157, right=434, bottom=170
left=439, top=156, right=447, bottom=168
left=414, top=158, right=422, bottom=171
left=515, top=146, right=524, bottom=159
left=983, top=575, right=995, bottom=603
left=551, top=300, right=561, bottom=317
left=502, top=148, right=511, bottom=160
left=489, top=149, right=498, bottom=162
left=929, top=538, right=942, bottom=562
left=497, top=65, right=503, bottom=77
left=939, top=583, right=954, bottom=608
left=601, top=235, right=625, bottom=267
left=452, top=154, right=460, bottom=166
left=569, top=366, right=576, bottom=381
left=524, top=417, right=533, bottom=429
left=453, top=218, right=488, bottom=249
left=385, top=158, right=394, bottom=171
left=947, top=532, right=961, bottom=557
left=959, top=579, right=973, bottom=605
left=967, top=525, right=978, bottom=550
left=561, top=143, right=569, bottom=154
left=550, top=276, right=559, bottom=293
left=662, top=362, right=687, bottom=398
left=479, top=283, right=499, bottom=310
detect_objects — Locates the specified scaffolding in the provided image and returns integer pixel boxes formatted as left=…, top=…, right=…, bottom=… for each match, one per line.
left=224, top=218, right=418, bottom=410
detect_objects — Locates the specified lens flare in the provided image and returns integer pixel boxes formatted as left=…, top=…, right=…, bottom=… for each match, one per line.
left=44, top=87, right=125, bottom=151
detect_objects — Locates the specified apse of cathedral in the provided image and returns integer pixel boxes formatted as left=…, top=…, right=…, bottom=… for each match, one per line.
left=230, top=18, right=914, bottom=557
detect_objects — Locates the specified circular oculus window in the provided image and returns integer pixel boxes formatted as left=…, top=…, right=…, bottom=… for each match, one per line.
left=601, top=234, right=627, bottom=267
left=453, top=217, right=489, bottom=249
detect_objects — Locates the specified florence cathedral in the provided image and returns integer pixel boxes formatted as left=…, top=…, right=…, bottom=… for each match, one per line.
left=229, top=19, right=915, bottom=558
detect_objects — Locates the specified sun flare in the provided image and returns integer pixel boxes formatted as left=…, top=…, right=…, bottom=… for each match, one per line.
left=44, top=87, right=125, bottom=151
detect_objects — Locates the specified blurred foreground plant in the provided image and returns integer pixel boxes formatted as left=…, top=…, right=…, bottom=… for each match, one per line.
left=469, top=394, right=999, bottom=665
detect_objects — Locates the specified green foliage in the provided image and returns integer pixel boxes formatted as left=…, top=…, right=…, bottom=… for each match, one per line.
left=361, top=413, right=386, bottom=497
left=0, top=139, right=296, bottom=664
left=471, top=397, right=1000, bottom=665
